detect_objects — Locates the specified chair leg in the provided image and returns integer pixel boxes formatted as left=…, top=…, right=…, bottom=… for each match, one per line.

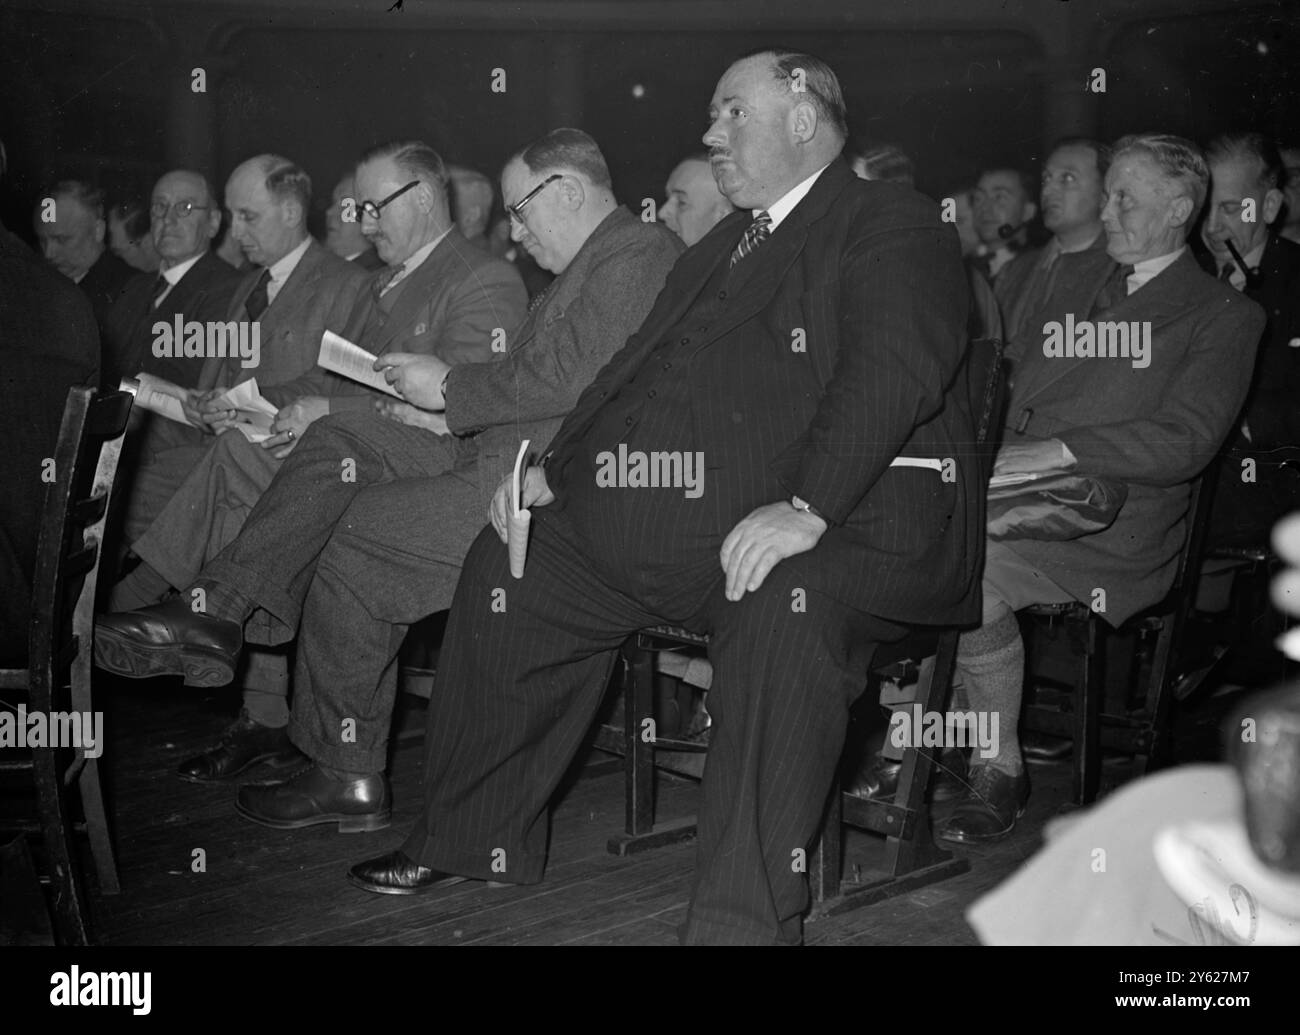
left=78, top=757, right=119, bottom=895
left=32, top=747, right=92, bottom=946
left=1138, top=615, right=1178, bottom=776
left=1073, top=617, right=1104, bottom=805
left=623, top=641, right=656, bottom=837
left=810, top=787, right=842, bottom=904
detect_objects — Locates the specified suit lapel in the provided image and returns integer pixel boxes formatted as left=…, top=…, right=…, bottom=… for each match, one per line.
left=1014, top=251, right=1203, bottom=407
left=369, top=232, right=465, bottom=355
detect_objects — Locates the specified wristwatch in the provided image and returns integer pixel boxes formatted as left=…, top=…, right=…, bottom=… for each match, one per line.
left=790, top=495, right=827, bottom=522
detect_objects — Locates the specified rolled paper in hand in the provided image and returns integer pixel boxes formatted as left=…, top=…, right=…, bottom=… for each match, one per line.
left=508, top=506, right=532, bottom=579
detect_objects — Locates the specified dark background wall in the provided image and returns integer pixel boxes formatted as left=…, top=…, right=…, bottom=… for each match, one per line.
left=1, top=0, right=1297, bottom=235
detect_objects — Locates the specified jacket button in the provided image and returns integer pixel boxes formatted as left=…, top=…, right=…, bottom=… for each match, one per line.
left=648, top=389, right=657, bottom=398
left=625, top=416, right=634, bottom=426
left=662, top=362, right=672, bottom=370
left=680, top=337, right=690, bottom=345
left=717, top=290, right=727, bottom=300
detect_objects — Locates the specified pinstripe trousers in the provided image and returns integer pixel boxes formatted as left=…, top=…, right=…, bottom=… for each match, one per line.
left=400, top=503, right=903, bottom=945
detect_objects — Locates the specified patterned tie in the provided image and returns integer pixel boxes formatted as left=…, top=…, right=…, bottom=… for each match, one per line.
left=730, top=211, right=772, bottom=267
left=377, top=263, right=406, bottom=299
left=527, top=279, right=557, bottom=315
left=244, top=268, right=272, bottom=320
left=1089, top=263, right=1134, bottom=317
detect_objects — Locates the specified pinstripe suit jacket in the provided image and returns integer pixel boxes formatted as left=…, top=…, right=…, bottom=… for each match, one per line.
left=545, top=159, right=981, bottom=626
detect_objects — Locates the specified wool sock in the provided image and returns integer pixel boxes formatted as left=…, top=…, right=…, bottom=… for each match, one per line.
left=954, top=607, right=1025, bottom=776
left=108, top=561, right=173, bottom=611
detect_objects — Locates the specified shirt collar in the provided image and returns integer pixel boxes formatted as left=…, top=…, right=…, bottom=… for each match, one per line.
left=395, top=226, right=452, bottom=280
left=266, top=235, right=311, bottom=285
left=160, top=251, right=204, bottom=285
left=758, top=163, right=831, bottom=233
left=1127, top=245, right=1186, bottom=293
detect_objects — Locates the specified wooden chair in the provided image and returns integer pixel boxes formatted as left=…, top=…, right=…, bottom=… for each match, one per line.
left=0, top=385, right=134, bottom=945
left=594, top=337, right=1008, bottom=917
left=1019, top=470, right=1216, bottom=805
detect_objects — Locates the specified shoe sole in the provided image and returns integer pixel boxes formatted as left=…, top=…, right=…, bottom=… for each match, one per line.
left=234, top=800, right=392, bottom=833
left=96, top=629, right=234, bottom=688
left=177, top=750, right=305, bottom=784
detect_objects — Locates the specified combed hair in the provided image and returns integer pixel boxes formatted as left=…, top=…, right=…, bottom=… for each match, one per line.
left=851, top=143, right=914, bottom=185
left=110, top=199, right=150, bottom=240
left=1049, top=136, right=1112, bottom=178
left=358, top=140, right=450, bottom=199
left=262, top=156, right=312, bottom=212
left=1205, top=131, right=1286, bottom=192
left=744, top=48, right=848, bottom=140
left=1112, top=133, right=1210, bottom=218
left=43, top=178, right=106, bottom=220
left=512, top=128, right=612, bottom=190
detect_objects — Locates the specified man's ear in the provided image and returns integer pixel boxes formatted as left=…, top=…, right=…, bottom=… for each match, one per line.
left=281, top=197, right=305, bottom=231
left=1168, top=194, right=1194, bottom=228
left=93, top=217, right=106, bottom=244
left=559, top=174, right=586, bottom=211
left=1022, top=201, right=1038, bottom=224
left=205, top=208, right=222, bottom=241
left=790, top=100, right=818, bottom=144
left=1263, top=187, right=1284, bottom=226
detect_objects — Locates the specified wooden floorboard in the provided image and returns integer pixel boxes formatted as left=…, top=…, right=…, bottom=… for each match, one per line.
left=68, top=666, right=1247, bottom=946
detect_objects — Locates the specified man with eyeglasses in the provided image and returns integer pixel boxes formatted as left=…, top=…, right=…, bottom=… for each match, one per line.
left=96, top=128, right=683, bottom=829
left=104, top=170, right=242, bottom=390
left=1197, top=132, right=1300, bottom=550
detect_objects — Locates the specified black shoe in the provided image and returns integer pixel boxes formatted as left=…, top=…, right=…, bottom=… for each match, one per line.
left=235, top=763, right=391, bottom=832
left=937, top=765, right=1030, bottom=844
left=1023, top=730, right=1072, bottom=763
left=846, top=748, right=968, bottom=802
left=348, top=850, right=470, bottom=896
left=95, top=597, right=242, bottom=687
left=177, top=710, right=306, bottom=783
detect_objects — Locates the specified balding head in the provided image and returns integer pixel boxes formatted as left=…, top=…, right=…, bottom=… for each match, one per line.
left=34, top=179, right=106, bottom=281
left=225, top=154, right=311, bottom=268
left=150, top=170, right=220, bottom=268
left=661, top=156, right=736, bottom=246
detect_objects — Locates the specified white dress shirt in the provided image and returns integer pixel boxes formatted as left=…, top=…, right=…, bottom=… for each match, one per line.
left=264, top=235, right=312, bottom=306
left=381, top=226, right=452, bottom=296
left=759, top=163, right=832, bottom=232
left=154, top=252, right=205, bottom=307
left=1127, top=245, right=1186, bottom=294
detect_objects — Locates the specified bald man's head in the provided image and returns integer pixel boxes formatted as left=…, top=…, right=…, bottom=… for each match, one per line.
left=661, top=156, right=735, bottom=246
left=225, top=154, right=311, bottom=268
left=151, top=170, right=220, bottom=267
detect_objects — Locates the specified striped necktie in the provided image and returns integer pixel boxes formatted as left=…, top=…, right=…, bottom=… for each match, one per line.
left=730, top=211, right=772, bottom=267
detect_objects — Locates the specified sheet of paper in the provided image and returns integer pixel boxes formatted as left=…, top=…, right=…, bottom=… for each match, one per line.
left=988, top=468, right=1072, bottom=489
left=512, top=438, right=531, bottom=516
left=217, top=378, right=277, bottom=432
left=130, top=372, right=190, bottom=425
left=318, top=330, right=401, bottom=398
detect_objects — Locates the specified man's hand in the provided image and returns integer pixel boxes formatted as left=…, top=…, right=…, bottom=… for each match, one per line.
left=374, top=397, right=449, bottom=435
left=489, top=465, right=554, bottom=543
left=192, top=387, right=242, bottom=433
left=993, top=438, right=1072, bottom=479
left=720, top=501, right=827, bottom=602
left=261, top=396, right=330, bottom=459
left=373, top=352, right=450, bottom=410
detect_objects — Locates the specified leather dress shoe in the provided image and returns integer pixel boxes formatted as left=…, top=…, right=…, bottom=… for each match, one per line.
left=95, top=597, right=242, bottom=687
left=235, top=763, right=391, bottom=832
left=847, top=747, right=968, bottom=803
left=348, top=850, right=470, bottom=896
left=937, top=765, right=1030, bottom=844
left=177, top=710, right=307, bottom=783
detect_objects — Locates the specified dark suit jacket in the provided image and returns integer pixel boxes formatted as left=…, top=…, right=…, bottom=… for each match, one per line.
left=1195, top=232, right=1300, bottom=448
left=198, top=238, right=369, bottom=393
left=0, top=223, right=100, bottom=663
left=262, top=228, right=527, bottom=412
left=78, top=248, right=135, bottom=329
left=103, top=251, right=243, bottom=390
left=546, top=160, right=980, bottom=626
left=445, top=207, right=683, bottom=488
left=1004, top=250, right=1265, bottom=623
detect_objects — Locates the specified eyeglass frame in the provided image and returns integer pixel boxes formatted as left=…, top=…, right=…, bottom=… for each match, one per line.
left=507, top=173, right=562, bottom=223
left=149, top=199, right=214, bottom=221
left=358, top=179, right=420, bottom=220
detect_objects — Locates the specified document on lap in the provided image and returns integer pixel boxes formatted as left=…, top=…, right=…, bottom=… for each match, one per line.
left=318, top=330, right=401, bottom=399
left=119, top=372, right=278, bottom=442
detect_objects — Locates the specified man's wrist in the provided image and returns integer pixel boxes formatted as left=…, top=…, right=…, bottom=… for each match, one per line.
left=790, top=495, right=829, bottom=526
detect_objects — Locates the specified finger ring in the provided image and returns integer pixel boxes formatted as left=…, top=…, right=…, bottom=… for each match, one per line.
left=287, top=429, right=295, bottom=440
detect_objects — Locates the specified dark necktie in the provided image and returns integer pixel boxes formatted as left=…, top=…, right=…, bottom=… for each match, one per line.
left=244, top=268, right=272, bottom=320
left=1090, top=263, right=1135, bottom=317
left=148, top=273, right=169, bottom=311
left=1218, top=262, right=1235, bottom=282
left=730, top=211, right=772, bottom=267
